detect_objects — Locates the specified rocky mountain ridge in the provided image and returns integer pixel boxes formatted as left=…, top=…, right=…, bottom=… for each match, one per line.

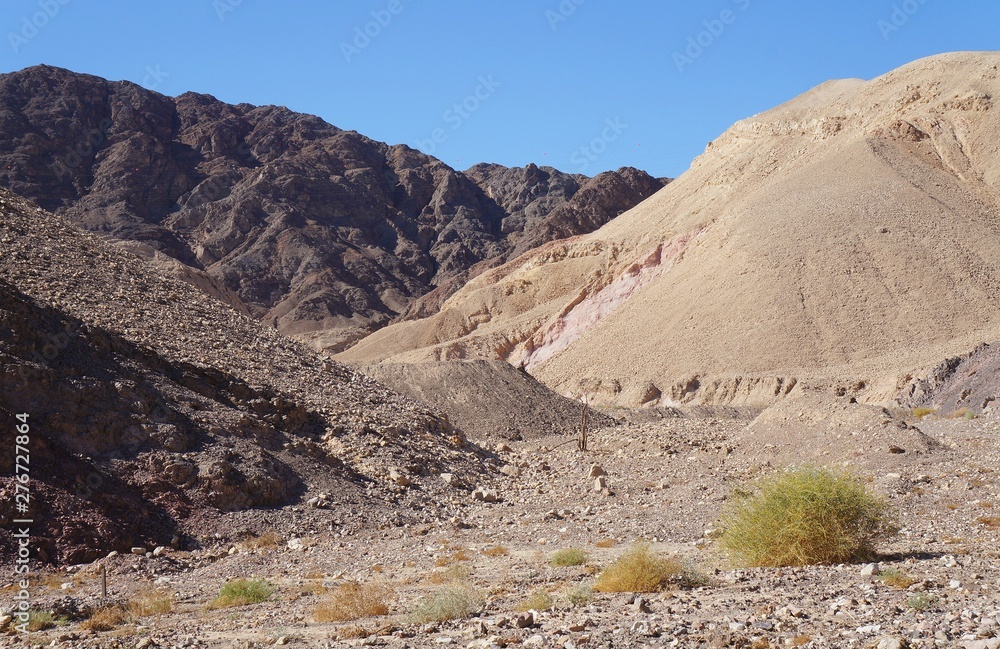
left=0, top=65, right=666, bottom=351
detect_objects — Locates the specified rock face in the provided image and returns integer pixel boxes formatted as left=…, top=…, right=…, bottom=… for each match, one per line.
left=0, top=189, right=493, bottom=563
left=0, top=65, right=666, bottom=351
left=896, top=342, right=1000, bottom=415
left=339, top=53, right=1000, bottom=408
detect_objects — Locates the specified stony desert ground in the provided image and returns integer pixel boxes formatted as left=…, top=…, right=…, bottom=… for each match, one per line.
left=4, top=407, right=999, bottom=649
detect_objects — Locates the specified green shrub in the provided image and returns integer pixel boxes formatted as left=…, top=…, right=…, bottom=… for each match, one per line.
left=550, top=547, right=587, bottom=567
left=906, top=593, right=939, bottom=611
left=208, top=578, right=274, bottom=608
left=27, top=610, right=59, bottom=631
left=878, top=567, right=918, bottom=589
left=565, top=584, right=592, bottom=606
left=593, top=544, right=691, bottom=593
left=516, top=589, right=554, bottom=612
left=720, top=466, right=898, bottom=567
left=407, top=585, right=483, bottom=624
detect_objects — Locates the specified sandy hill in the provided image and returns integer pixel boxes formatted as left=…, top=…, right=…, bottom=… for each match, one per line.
left=340, top=52, right=1000, bottom=408
left=0, top=188, right=496, bottom=563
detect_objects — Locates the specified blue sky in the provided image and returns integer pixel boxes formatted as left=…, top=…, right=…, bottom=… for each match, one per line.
left=2, top=1, right=998, bottom=178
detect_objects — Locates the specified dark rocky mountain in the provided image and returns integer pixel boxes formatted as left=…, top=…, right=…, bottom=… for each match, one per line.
left=0, top=65, right=667, bottom=351
left=0, top=188, right=495, bottom=563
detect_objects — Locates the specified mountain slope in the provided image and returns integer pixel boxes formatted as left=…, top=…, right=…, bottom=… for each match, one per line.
left=0, top=66, right=665, bottom=351
left=340, top=52, right=1000, bottom=407
left=0, top=188, right=493, bottom=563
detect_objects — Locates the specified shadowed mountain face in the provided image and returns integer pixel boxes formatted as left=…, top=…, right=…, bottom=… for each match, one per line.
left=0, top=66, right=666, bottom=351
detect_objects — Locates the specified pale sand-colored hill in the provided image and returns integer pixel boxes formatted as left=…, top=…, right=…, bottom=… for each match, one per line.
left=339, top=52, right=1000, bottom=406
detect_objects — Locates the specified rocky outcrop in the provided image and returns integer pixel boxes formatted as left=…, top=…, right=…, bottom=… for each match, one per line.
left=0, top=66, right=666, bottom=351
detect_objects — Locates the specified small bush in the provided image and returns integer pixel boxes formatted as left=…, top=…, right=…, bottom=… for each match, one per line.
left=516, top=589, right=554, bottom=612
left=426, top=563, right=472, bottom=585
left=565, top=584, right=592, bottom=606
left=550, top=548, right=587, bottom=567
left=719, top=466, right=899, bottom=567
left=407, top=585, right=484, bottom=624
left=482, top=545, right=509, bottom=557
left=878, top=567, right=918, bottom=589
left=208, top=578, right=274, bottom=609
left=314, top=581, right=392, bottom=622
left=27, top=610, right=58, bottom=632
left=907, top=593, right=939, bottom=611
left=243, top=532, right=281, bottom=549
left=912, top=407, right=936, bottom=419
left=129, top=588, right=174, bottom=617
left=593, top=544, right=690, bottom=593
left=81, top=605, right=129, bottom=632
left=594, top=538, right=617, bottom=548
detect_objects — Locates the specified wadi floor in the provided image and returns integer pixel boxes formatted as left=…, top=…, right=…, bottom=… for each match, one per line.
left=3, top=411, right=999, bottom=649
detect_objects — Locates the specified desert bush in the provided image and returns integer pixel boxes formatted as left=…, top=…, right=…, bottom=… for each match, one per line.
left=719, top=466, right=898, bottom=567
left=81, top=605, right=129, bottom=632
left=912, top=407, right=936, bottom=419
left=516, top=589, right=554, bottom=612
left=426, top=563, right=472, bottom=585
left=481, top=545, right=509, bottom=557
left=129, top=588, right=174, bottom=617
left=565, top=584, right=592, bottom=606
left=407, top=585, right=484, bottom=624
left=594, top=538, right=616, bottom=548
left=907, top=593, right=939, bottom=611
left=207, top=578, right=274, bottom=609
left=593, top=544, right=691, bottom=593
left=27, top=610, right=59, bottom=631
left=314, top=581, right=392, bottom=622
left=550, top=547, right=587, bottom=567
left=242, top=532, right=281, bottom=549
left=878, top=567, right=918, bottom=589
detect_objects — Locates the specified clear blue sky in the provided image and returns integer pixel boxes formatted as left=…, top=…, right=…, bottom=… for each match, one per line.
left=2, top=1, right=998, bottom=178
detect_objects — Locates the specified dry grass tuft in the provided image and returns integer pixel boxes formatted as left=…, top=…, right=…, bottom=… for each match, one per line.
left=426, top=564, right=471, bottom=585
left=207, top=578, right=274, bottom=609
left=790, top=636, right=811, bottom=647
left=81, top=605, right=129, bottom=632
left=407, top=585, right=483, bottom=624
left=593, top=544, right=692, bottom=593
left=594, top=538, right=617, bottom=548
left=977, top=515, right=1000, bottom=529
left=314, top=581, right=393, bottom=622
left=550, top=547, right=587, bottom=567
left=516, top=589, right=554, bottom=612
left=878, top=567, right=919, bottom=589
left=565, top=584, right=592, bottom=606
left=27, top=610, right=60, bottom=631
left=129, top=588, right=174, bottom=617
left=243, top=532, right=281, bottom=549
left=912, top=407, right=936, bottom=419
left=720, top=466, right=898, bottom=567
left=481, top=545, right=509, bottom=557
